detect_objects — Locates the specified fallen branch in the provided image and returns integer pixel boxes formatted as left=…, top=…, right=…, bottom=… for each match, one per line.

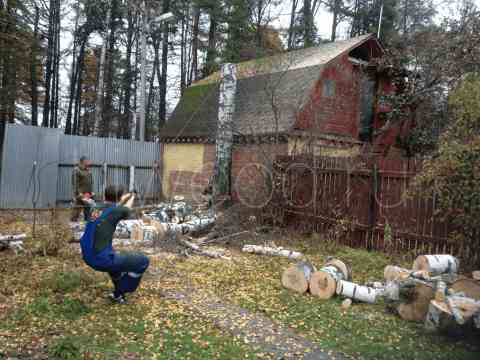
left=199, top=231, right=250, bottom=246
left=242, top=245, right=303, bottom=260
left=178, top=237, right=230, bottom=260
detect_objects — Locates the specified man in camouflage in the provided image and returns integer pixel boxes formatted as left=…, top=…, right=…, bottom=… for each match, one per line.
left=71, top=156, right=94, bottom=221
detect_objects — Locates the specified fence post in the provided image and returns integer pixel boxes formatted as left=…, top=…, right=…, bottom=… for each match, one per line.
left=102, top=163, right=108, bottom=201
left=129, top=165, right=135, bottom=192
left=367, top=162, right=380, bottom=249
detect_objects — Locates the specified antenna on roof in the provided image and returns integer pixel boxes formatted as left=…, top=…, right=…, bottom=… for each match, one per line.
left=377, top=1, right=384, bottom=39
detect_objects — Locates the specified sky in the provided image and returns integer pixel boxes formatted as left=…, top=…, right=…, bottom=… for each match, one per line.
left=53, top=0, right=479, bottom=129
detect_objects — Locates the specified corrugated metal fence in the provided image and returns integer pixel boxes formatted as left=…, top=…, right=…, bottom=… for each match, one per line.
left=0, top=124, right=162, bottom=209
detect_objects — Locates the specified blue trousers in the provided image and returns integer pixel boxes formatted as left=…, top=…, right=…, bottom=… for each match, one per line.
left=108, top=252, right=149, bottom=296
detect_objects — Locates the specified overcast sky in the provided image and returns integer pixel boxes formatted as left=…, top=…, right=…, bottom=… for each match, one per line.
left=55, top=0, right=479, bottom=128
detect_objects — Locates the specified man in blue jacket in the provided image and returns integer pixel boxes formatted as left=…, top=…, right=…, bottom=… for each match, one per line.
left=81, top=185, right=149, bottom=304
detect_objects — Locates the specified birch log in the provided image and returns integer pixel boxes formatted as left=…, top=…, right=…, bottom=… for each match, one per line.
left=242, top=245, right=303, bottom=260
left=281, top=262, right=316, bottom=294
left=310, top=260, right=351, bottom=299
left=0, top=234, right=27, bottom=251
left=384, top=266, right=411, bottom=282
left=336, top=280, right=378, bottom=304
left=450, top=278, right=480, bottom=300
left=413, top=255, right=459, bottom=276
left=396, top=284, right=435, bottom=322
left=178, top=237, right=229, bottom=260
left=155, top=217, right=216, bottom=240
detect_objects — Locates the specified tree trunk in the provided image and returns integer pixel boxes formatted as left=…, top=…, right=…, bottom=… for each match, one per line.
left=42, top=0, right=56, bottom=127
left=205, top=13, right=217, bottom=76
left=30, top=5, right=40, bottom=126
left=146, top=38, right=160, bottom=142
left=282, top=262, right=316, bottom=294
left=102, top=0, right=118, bottom=137
left=180, top=4, right=187, bottom=95
left=51, top=0, right=61, bottom=128
left=73, top=41, right=86, bottom=135
left=330, top=0, right=340, bottom=42
left=303, top=0, right=314, bottom=47
left=95, top=3, right=112, bottom=136
left=159, top=0, right=171, bottom=129
left=119, top=7, right=135, bottom=139
left=189, top=4, right=200, bottom=85
left=288, top=0, right=298, bottom=50
left=242, top=245, right=303, bottom=260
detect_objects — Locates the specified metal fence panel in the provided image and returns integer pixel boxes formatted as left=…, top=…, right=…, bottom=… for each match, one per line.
left=59, top=135, right=107, bottom=165
left=135, top=168, right=161, bottom=202
left=0, top=124, right=162, bottom=209
left=57, top=165, right=105, bottom=203
left=0, top=125, right=61, bottom=208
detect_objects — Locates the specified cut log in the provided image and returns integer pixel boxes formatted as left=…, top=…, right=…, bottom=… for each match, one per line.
left=413, top=255, right=459, bottom=276
left=325, top=259, right=351, bottom=281
left=281, top=262, right=316, bottom=294
left=309, top=260, right=350, bottom=300
left=434, top=281, right=447, bottom=302
left=0, top=234, right=27, bottom=243
left=242, top=245, right=303, bottom=260
left=425, top=300, right=459, bottom=333
left=473, top=271, right=480, bottom=281
left=336, top=280, right=378, bottom=304
left=384, top=266, right=411, bottom=282
left=396, top=283, right=435, bottom=322
left=450, top=278, right=480, bottom=300
left=156, top=216, right=217, bottom=240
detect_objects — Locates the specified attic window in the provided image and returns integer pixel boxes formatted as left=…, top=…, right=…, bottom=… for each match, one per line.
left=323, top=79, right=336, bottom=97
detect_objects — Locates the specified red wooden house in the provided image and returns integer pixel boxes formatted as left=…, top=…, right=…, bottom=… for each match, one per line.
left=160, top=34, right=407, bottom=201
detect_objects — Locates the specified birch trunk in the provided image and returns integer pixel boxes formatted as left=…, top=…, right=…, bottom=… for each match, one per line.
left=94, top=3, right=112, bottom=135
left=242, top=245, right=303, bottom=260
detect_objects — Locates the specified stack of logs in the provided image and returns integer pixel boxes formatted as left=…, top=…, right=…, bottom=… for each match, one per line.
left=282, top=254, right=480, bottom=335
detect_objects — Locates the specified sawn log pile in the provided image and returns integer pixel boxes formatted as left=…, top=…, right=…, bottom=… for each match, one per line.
left=282, top=254, right=480, bottom=335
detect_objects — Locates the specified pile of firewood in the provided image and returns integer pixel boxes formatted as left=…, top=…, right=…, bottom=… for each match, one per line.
left=281, top=254, right=480, bottom=335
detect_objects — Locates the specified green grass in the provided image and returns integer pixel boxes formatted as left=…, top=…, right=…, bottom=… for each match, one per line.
left=0, top=256, right=270, bottom=360
left=166, top=236, right=480, bottom=360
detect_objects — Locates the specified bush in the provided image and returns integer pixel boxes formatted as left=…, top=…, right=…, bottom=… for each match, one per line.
left=415, top=74, right=480, bottom=243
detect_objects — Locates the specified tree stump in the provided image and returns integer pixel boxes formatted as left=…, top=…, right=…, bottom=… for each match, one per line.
left=281, top=262, right=316, bottom=294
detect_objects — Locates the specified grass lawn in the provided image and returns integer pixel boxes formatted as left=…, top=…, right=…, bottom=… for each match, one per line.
left=0, top=254, right=269, bottom=359
left=1, top=228, right=479, bottom=360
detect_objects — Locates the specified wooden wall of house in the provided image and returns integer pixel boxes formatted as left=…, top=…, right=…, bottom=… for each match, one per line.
left=162, top=143, right=213, bottom=199
left=161, top=142, right=288, bottom=203
left=295, top=54, right=363, bottom=138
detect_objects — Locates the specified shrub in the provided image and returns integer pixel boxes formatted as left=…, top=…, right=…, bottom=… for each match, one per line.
left=414, top=74, right=480, bottom=243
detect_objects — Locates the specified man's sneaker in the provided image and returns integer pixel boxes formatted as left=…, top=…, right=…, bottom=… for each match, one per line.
left=108, top=293, right=127, bottom=304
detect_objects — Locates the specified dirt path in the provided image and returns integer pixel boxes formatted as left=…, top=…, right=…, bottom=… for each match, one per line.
left=160, top=290, right=350, bottom=360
